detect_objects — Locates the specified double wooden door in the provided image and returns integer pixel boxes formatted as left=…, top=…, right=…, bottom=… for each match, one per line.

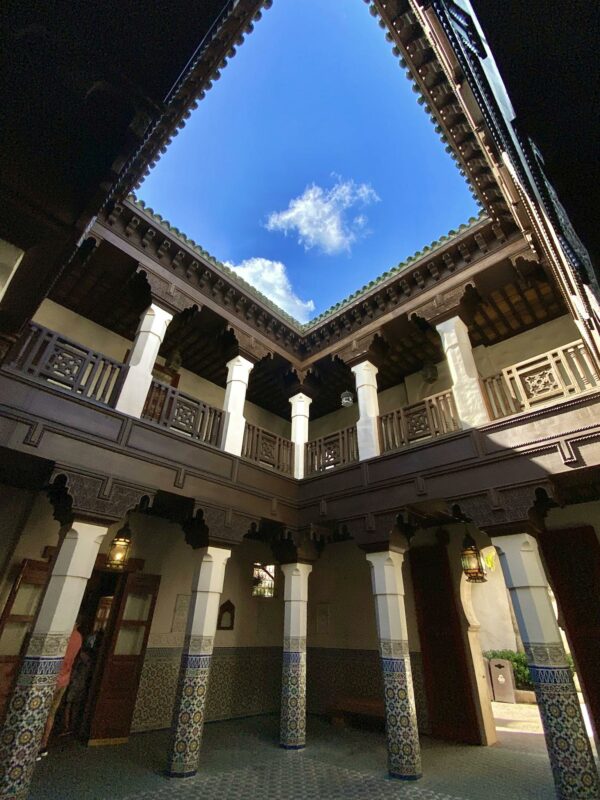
left=0, top=558, right=160, bottom=744
left=85, top=570, right=160, bottom=744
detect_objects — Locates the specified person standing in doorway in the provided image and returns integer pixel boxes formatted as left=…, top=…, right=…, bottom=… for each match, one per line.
left=37, top=621, right=83, bottom=758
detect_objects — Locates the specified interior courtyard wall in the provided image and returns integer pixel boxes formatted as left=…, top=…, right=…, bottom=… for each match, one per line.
left=472, top=314, right=580, bottom=377
left=470, top=555, right=518, bottom=653
left=0, top=238, right=24, bottom=302
left=128, top=519, right=284, bottom=732
left=305, top=540, right=430, bottom=732
left=0, top=491, right=60, bottom=614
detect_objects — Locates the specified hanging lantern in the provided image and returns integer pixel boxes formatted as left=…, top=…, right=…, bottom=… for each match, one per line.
left=340, top=390, right=354, bottom=408
left=107, top=520, right=132, bottom=569
left=461, top=531, right=487, bottom=583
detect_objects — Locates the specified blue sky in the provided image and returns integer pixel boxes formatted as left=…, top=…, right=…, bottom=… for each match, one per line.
left=138, top=0, right=479, bottom=322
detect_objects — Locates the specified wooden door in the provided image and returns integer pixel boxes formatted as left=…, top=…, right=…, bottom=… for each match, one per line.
left=0, top=559, right=49, bottom=721
left=410, top=544, right=481, bottom=744
left=87, top=571, right=160, bottom=744
left=538, top=526, right=600, bottom=740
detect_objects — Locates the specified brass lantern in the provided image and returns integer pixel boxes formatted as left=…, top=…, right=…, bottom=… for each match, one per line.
left=107, top=520, right=132, bottom=570
left=460, top=531, right=487, bottom=583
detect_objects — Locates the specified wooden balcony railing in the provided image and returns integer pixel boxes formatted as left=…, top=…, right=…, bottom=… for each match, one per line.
left=483, top=339, right=600, bottom=420
left=305, top=425, right=358, bottom=476
left=242, top=424, right=293, bottom=475
left=142, top=380, right=223, bottom=447
left=380, top=390, right=460, bottom=454
left=5, top=322, right=127, bottom=406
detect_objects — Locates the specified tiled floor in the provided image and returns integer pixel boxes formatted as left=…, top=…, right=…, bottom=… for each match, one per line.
left=29, top=714, right=565, bottom=800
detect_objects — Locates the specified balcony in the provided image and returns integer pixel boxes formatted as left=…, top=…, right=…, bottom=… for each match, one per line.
left=142, top=380, right=223, bottom=447
left=305, top=425, right=359, bottom=476
left=482, top=340, right=600, bottom=420
left=380, top=390, right=459, bottom=454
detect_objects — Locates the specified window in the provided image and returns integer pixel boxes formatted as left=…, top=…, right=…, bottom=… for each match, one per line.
left=252, top=563, right=276, bottom=598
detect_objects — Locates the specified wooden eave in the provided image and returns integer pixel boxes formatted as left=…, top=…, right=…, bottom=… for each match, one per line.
left=96, top=199, right=526, bottom=367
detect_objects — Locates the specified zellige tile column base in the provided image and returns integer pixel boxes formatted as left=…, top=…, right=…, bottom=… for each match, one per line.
left=526, top=643, right=600, bottom=799
left=280, top=637, right=307, bottom=750
left=380, top=640, right=422, bottom=781
left=166, top=636, right=214, bottom=778
left=0, top=634, right=69, bottom=800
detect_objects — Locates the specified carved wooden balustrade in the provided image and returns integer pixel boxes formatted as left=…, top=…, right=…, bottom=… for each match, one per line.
left=142, top=380, right=223, bottom=446
left=483, top=339, right=600, bottom=420
left=380, top=390, right=460, bottom=454
left=242, top=424, right=294, bottom=475
left=305, top=425, right=359, bottom=476
left=4, top=323, right=127, bottom=406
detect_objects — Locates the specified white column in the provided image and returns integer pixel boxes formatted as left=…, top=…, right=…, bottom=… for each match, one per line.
left=351, top=360, right=381, bottom=460
left=366, top=549, right=422, bottom=780
left=167, top=546, right=231, bottom=777
left=435, top=316, right=489, bottom=428
left=220, top=355, right=254, bottom=457
left=114, top=303, right=173, bottom=418
left=280, top=562, right=312, bottom=749
left=289, top=393, right=312, bottom=479
left=492, top=533, right=599, bottom=799
left=0, top=522, right=108, bottom=800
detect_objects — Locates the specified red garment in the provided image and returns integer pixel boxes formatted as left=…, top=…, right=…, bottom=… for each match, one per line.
left=56, top=629, right=82, bottom=689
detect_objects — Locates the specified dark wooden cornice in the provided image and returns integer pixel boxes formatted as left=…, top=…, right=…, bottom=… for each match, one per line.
left=96, top=200, right=524, bottom=366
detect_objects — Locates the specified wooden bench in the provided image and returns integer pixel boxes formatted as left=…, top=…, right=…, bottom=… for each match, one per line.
left=328, top=696, right=385, bottom=728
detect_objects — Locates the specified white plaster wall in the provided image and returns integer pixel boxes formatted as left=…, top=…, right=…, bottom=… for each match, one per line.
left=0, top=492, right=60, bottom=613
left=473, top=314, right=580, bottom=377
left=470, top=557, right=517, bottom=652
left=125, top=513, right=284, bottom=649
left=306, top=540, right=421, bottom=652
left=0, top=238, right=24, bottom=302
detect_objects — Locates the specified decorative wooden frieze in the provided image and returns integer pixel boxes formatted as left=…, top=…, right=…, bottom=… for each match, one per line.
left=227, top=325, right=273, bottom=362
left=451, top=482, right=555, bottom=530
left=48, top=469, right=153, bottom=524
left=138, top=268, right=195, bottom=313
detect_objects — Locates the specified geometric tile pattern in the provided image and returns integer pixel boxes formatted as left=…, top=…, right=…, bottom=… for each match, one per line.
left=132, top=647, right=282, bottom=733
left=380, top=639, right=422, bottom=780
left=307, top=647, right=430, bottom=734
left=525, top=640, right=600, bottom=798
left=0, top=633, right=69, bottom=800
left=165, top=636, right=214, bottom=778
left=280, top=637, right=307, bottom=750
left=119, top=759, right=462, bottom=800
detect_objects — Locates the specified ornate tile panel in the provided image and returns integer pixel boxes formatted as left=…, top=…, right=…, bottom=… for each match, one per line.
left=280, top=650, right=307, bottom=749
left=0, top=648, right=64, bottom=800
left=306, top=648, right=430, bottom=735
left=166, top=653, right=212, bottom=777
left=525, top=641, right=600, bottom=798
left=381, top=648, right=422, bottom=780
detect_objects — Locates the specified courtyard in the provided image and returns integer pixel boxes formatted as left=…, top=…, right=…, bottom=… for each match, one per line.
left=30, top=711, right=563, bottom=800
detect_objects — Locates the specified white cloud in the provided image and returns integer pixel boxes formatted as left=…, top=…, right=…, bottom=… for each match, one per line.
left=225, top=257, right=315, bottom=323
left=265, top=177, right=380, bottom=254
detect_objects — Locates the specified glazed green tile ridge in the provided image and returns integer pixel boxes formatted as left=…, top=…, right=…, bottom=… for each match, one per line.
left=129, top=195, right=487, bottom=328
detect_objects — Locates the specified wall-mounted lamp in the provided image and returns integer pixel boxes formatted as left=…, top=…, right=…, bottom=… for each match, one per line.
left=107, top=519, right=132, bottom=570
left=340, top=390, right=354, bottom=408
left=460, top=530, right=487, bottom=583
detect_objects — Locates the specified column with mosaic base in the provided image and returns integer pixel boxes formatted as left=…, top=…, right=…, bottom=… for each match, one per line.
left=365, top=548, right=422, bottom=781
left=280, top=562, right=312, bottom=750
left=0, top=522, right=108, bottom=800
left=493, top=533, right=599, bottom=799
left=166, top=545, right=230, bottom=778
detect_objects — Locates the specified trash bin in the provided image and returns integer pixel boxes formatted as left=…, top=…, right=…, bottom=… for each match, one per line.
left=488, top=658, right=516, bottom=703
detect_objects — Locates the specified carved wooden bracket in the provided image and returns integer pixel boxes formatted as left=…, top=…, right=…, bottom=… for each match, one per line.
left=412, top=283, right=472, bottom=325
left=227, top=324, right=274, bottom=363
left=48, top=468, right=153, bottom=525
left=335, top=330, right=384, bottom=367
left=137, top=266, right=197, bottom=314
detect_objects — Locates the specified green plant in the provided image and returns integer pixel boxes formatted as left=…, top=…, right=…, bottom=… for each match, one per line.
left=483, top=649, right=533, bottom=690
